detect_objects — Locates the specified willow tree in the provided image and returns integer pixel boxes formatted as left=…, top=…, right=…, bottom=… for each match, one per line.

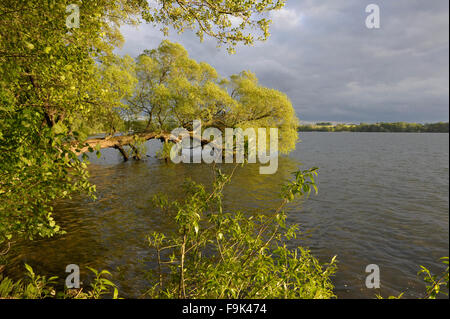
left=0, top=0, right=287, bottom=247
left=227, top=71, right=299, bottom=154
left=123, top=41, right=299, bottom=156
left=128, top=41, right=235, bottom=131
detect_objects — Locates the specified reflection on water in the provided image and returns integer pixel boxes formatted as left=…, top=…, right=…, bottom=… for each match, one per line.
left=6, top=133, right=449, bottom=299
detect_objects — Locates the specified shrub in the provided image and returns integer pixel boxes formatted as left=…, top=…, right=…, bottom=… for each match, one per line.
left=146, top=167, right=338, bottom=299
left=0, top=265, right=118, bottom=299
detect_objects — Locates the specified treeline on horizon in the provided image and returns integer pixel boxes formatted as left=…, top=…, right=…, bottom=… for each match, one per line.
left=298, top=122, right=449, bottom=133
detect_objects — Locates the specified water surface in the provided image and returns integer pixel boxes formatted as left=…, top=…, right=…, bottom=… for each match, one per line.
left=7, top=132, right=449, bottom=298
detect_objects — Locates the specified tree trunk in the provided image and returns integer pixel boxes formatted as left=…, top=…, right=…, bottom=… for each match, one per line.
left=72, top=131, right=222, bottom=162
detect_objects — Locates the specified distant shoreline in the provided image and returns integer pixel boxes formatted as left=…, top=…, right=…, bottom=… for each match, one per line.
left=299, top=131, right=449, bottom=133
left=298, top=122, right=449, bottom=133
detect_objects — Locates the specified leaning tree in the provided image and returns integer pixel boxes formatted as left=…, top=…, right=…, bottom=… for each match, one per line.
left=0, top=0, right=288, bottom=247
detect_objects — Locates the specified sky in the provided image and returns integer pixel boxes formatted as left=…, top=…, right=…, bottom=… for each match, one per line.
left=117, top=0, right=449, bottom=124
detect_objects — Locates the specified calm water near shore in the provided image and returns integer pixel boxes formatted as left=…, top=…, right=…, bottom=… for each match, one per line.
left=7, top=132, right=449, bottom=299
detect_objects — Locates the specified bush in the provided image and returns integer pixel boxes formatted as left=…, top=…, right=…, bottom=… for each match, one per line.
left=418, top=257, right=449, bottom=299
left=0, top=265, right=118, bottom=299
left=145, top=167, right=338, bottom=299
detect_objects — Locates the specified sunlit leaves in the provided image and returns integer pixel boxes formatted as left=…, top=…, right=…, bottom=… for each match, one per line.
left=418, top=257, right=449, bottom=299
left=147, top=168, right=337, bottom=299
left=282, top=167, right=319, bottom=203
left=0, top=0, right=287, bottom=246
left=0, top=0, right=146, bottom=244
left=142, top=0, right=287, bottom=53
left=228, top=71, right=300, bottom=154
left=0, top=265, right=118, bottom=299
left=130, top=41, right=299, bottom=156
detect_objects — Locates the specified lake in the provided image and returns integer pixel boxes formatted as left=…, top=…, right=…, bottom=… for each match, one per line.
left=6, top=132, right=449, bottom=299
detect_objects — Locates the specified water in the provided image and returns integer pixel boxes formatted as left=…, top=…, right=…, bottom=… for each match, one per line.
left=6, top=133, right=449, bottom=299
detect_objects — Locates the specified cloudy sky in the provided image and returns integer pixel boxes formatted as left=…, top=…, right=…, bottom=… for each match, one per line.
left=117, top=0, right=449, bottom=124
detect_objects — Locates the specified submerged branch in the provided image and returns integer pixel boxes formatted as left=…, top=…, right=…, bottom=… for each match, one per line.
left=72, top=131, right=221, bottom=162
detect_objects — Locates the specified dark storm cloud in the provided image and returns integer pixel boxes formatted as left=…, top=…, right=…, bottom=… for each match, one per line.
left=117, top=0, right=449, bottom=123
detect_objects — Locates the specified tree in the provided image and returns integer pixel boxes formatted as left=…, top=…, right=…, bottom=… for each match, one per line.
left=0, top=0, right=146, bottom=244
left=128, top=40, right=234, bottom=131
left=226, top=71, right=299, bottom=154
left=96, top=41, right=300, bottom=158
left=142, top=0, right=286, bottom=53
left=147, top=167, right=337, bottom=299
left=0, top=0, right=287, bottom=247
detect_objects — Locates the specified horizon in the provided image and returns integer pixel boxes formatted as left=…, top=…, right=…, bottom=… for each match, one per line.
left=298, top=120, right=450, bottom=125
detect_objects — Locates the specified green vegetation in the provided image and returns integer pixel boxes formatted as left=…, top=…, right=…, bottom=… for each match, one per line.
left=379, top=257, right=449, bottom=299
left=127, top=40, right=299, bottom=154
left=141, top=0, right=286, bottom=54
left=0, top=264, right=118, bottom=299
left=0, top=0, right=315, bottom=300
left=0, top=0, right=293, bottom=249
left=1, top=168, right=339, bottom=299
left=298, top=122, right=449, bottom=133
left=146, top=168, right=337, bottom=299
left=418, top=257, right=449, bottom=299
left=0, top=0, right=143, bottom=247
left=0, top=0, right=447, bottom=300
left=1, top=168, right=448, bottom=299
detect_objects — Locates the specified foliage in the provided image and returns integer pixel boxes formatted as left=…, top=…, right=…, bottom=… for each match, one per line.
left=146, top=167, right=337, bottom=299
left=298, top=122, right=449, bottom=133
left=156, top=141, right=174, bottom=161
left=377, top=257, right=449, bottom=299
left=228, top=71, right=300, bottom=154
left=0, top=264, right=58, bottom=299
left=81, top=268, right=119, bottom=299
left=0, top=0, right=147, bottom=246
left=142, top=0, right=286, bottom=53
left=316, top=122, right=332, bottom=126
left=418, top=257, right=449, bottom=299
left=0, top=92, right=94, bottom=243
left=129, top=40, right=300, bottom=154
left=0, top=0, right=285, bottom=247
left=0, top=264, right=118, bottom=299
left=129, top=40, right=232, bottom=131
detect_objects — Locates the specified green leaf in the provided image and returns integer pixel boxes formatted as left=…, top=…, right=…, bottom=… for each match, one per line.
left=24, top=264, right=35, bottom=277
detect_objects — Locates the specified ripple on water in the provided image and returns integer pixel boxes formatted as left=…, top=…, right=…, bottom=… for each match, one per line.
left=6, top=133, right=449, bottom=299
